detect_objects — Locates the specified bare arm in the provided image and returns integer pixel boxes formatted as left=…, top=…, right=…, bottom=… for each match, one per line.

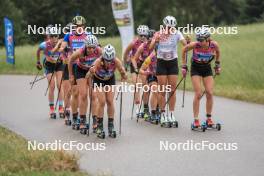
left=131, top=44, right=143, bottom=71
left=182, top=42, right=196, bottom=65
left=68, top=49, right=82, bottom=77
left=115, top=57, right=127, bottom=80
left=123, top=42, right=134, bottom=64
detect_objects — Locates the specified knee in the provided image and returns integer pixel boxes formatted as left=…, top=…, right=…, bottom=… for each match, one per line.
left=79, top=91, right=87, bottom=101
left=106, top=99, right=113, bottom=107
left=99, top=100, right=105, bottom=107
left=194, top=91, right=202, bottom=100
left=206, top=90, right=213, bottom=99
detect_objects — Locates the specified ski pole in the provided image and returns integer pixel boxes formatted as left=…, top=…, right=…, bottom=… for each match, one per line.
left=131, top=74, right=139, bottom=120
left=55, top=65, right=66, bottom=110
left=182, top=35, right=191, bottom=108
left=119, top=83, right=123, bottom=135
left=44, top=59, right=61, bottom=96
left=30, top=75, right=46, bottom=85
left=30, top=70, right=40, bottom=89
left=163, top=77, right=185, bottom=109
left=87, top=76, right=93, bottom=136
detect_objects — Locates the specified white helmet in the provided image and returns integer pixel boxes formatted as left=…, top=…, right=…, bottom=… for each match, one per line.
left=103, top=44, right=116, bottom=61
left=196, top=27, right=210, bottom=41
left=85, top=35, right=98, bottom=47
left=163, top=16, right=177, bottom=27
left=137, top=25, right=149, bottom=35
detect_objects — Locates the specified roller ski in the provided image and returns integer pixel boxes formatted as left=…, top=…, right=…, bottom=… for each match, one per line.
left=64, top=109, right=71, bottom=126
left=96, top=119, right=105, bottom=139
left=136, top=112, right=144, bottom=122
left=168, top=112, right=178, bottom=128
left=72, top=118, right=80, bottom=130
left=58, top=106, right=65, bottom=118
left=92, top=116, right=97, bottom=133
left=108, top=120, right=116, bottom=138
left=49, top=106, right=56, bottom=119
left=191, top=119, right=207, bottom=132
left=160, top=113, right=171, bottom=128
left=205, top=118, right=221, bottom=131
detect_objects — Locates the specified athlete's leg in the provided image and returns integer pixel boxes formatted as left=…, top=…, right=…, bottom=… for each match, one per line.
left=76, top=78, right=88, bottom=115
left=191, top=76, right=202, bottom=118
left=157, top=75, right=167, bottom=111
left=203, top=76, right=214, bottom=116
left=167, top=75, right=178, bottom=111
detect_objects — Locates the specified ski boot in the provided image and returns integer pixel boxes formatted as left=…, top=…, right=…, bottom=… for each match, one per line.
left=191, top=119, right=207, bottom=132
left=72, top=118, right=80, bottom=130
left=136, top=112, right=144, bottom=122
left=64, top=109, right=71, bottom=126
left=58, top=106, right=65, bottom=118
left=143, top=111, right=151, bottom=122
left=92, top=116, right=97, bottom=133
left=80, top=122, right=89, bottom=135
left=49, top=106, right=56, bottom=119
left=150, top=111, right=159, bottom=125
left=205, top=118, right=221, bottom=131
left=168, top=113, right=178, bottom=128
left=108, top=120, right=117, bottom=138
left=160, top=113, right=170, bottom=128
left=96, top=119, right=105, bottom=139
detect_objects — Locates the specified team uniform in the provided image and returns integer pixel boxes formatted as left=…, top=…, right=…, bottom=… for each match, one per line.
left=93, top=57, right=117, bottom=86
left=141, top=50, right=158, bottom=83
left=63, top=32, right=90, bottom=81
left=39, top=41, right=63, bottom=75
left=155, top=30, right=184, bottom=75
left=129, top=38, right=144, bottom=73
left=76, top=46, right=101, bottom=79
left=191, top=41, right=216, bottom=77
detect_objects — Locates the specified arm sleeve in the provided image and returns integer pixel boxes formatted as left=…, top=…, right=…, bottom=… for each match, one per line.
left=39, top=42, right=46, bottom=50
left=63, top=33, right=70, bottom=42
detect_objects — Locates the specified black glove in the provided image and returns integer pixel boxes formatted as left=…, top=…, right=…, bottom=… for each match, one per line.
left=36, top=61, right=42, bottom=70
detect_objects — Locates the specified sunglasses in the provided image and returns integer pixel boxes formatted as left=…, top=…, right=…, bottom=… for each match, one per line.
left=197, top=38, right=206, bottom=42
left=139, top=35, right=147, bottom=38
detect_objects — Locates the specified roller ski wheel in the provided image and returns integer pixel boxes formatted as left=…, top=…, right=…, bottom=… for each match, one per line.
left=108, top=121, right=117, bottom=138
left=171, top=121, right=178, bottom=128
left=59, top=113, right=65, bottom=119
left=191, top=120, right=206, bottom=132
left=161, top=122, right=171, bottom=128
left=50, top=113, right=56, bottom=119
left=205, top=118, right=221, bottom=131
left=109, top=130, right=116, bottom=138
left=72, top=119, right=80, bottom=130
left=80, top=123, right=89, bottom=135
left=64, top=119, right=72, bottom=126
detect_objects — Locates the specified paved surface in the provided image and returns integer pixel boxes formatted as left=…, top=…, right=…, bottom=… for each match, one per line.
left=0, top=75, right=264, bottom=176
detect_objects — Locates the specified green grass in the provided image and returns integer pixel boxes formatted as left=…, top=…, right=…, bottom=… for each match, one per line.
left=0, top=24, right=263, bottom=104
left=0, top=126, right=88, bottom=176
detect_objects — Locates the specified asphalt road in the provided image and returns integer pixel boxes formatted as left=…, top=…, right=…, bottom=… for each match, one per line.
left=0, top=75, right=264, bottom=176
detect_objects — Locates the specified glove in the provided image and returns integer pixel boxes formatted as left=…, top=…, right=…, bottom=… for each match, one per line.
left=36, top=61, right=42, bottom=70
left=214, top=61, right=221, bottom=75
left=181, top=65, right=188, bottom=78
